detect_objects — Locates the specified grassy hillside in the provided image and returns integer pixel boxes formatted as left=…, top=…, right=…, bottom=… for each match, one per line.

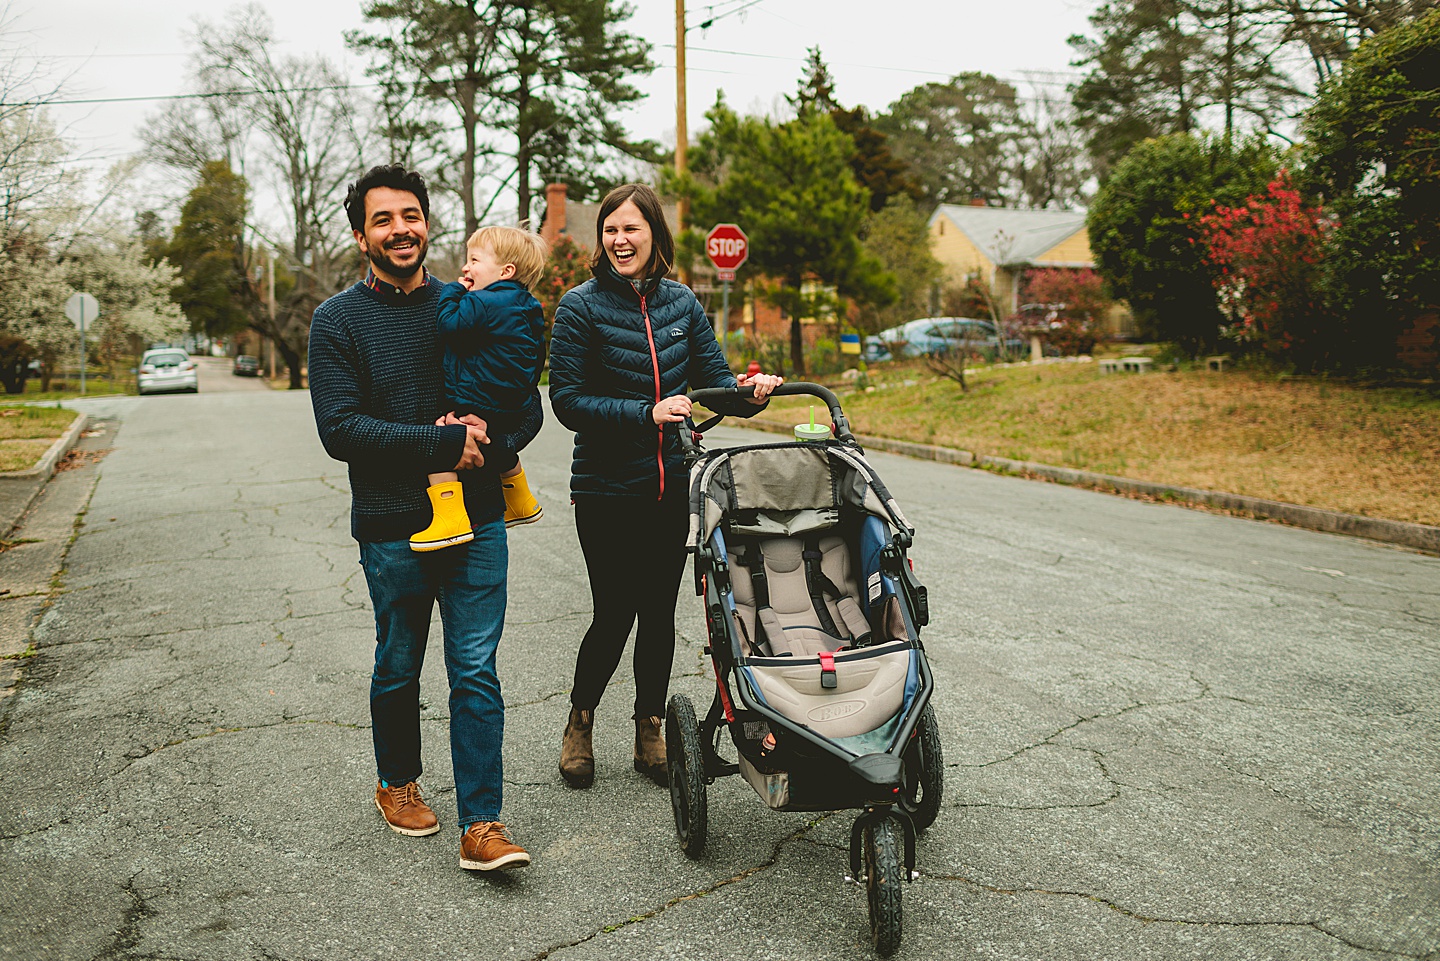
left=763, top=360, right=1440, bottom=526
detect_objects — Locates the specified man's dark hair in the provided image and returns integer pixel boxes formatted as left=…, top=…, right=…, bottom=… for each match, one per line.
left=591, top=183, right=674, bottom=279
left=344, top=164, right=430, bottom=233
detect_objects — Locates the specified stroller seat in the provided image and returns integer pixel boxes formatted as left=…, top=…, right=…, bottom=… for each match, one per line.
left=729, top=535, right=873, bottom=657
left=745, top=640, right=912, bottom=740
left=690, top=442, right=923, bottom=751
left=726, top=532, right=914, bottom=743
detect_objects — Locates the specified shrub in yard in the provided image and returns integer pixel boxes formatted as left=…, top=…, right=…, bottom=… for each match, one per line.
left=1017, top=268, right=1110, bottom=355
left=0, top=334, right=36, bottom=395
left=1199, top=173, right=1334, bottom=368
left=1302, top=8, right=1440, bottom=372
left=536, top=235, right=592, bottom=360
left=1087, top=133, right=1280, bottom=356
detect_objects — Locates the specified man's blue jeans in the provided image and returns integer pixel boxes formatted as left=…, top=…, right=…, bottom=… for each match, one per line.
left=359, top=520, right=507, bottom=827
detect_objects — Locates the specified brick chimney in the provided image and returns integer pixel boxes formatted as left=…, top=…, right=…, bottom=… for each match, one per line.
left=541, top=183, right=568, bottom=245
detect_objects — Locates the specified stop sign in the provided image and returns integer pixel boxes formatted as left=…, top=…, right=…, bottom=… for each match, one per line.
left=705, top=223, right=749, bottom=280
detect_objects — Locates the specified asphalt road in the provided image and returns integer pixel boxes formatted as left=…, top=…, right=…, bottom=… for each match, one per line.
left=192, top=356, right=274, bottom=393
left=1, top=389, right=1436, bottom=961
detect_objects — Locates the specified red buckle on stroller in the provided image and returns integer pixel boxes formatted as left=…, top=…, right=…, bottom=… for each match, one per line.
left=818, top=650, right=838, bottom=689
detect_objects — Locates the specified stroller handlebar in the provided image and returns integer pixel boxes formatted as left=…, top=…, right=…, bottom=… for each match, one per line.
left=687, top=381, right=856, bottom=442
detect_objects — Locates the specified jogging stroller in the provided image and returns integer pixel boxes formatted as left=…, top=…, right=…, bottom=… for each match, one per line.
left=668, top=382, right=943, bottom=957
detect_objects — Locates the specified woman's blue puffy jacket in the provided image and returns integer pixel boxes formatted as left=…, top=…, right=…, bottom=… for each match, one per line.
left=549, top=260, right=759, bottom=498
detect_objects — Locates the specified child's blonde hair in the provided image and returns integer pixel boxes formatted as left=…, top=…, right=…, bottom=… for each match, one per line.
left=467, top=225, right=549, bottom=291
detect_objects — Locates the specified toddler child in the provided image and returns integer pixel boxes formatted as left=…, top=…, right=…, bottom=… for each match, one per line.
left=411, top=224, right=548, bottom=551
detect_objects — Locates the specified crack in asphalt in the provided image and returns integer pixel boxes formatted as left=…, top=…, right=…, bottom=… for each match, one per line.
left=921, top=870, right=1429, bottom=958
left=90, top=876, right=155, bottom=961
left=100, top=719, right=369, bottom=783
left=524, top=814, right=834, bottom=960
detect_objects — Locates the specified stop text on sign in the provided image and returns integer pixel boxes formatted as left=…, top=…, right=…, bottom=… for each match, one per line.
left=708, top=236, right=746, bottom=259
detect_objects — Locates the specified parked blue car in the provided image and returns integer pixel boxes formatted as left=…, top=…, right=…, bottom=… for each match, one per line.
left=863, top=317, right=1022, bottom=362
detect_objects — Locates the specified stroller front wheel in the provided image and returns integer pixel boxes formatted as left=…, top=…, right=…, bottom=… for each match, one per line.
left=665, top=694, right=708, bottom=859
left=864, top=814, right=905, bottom=957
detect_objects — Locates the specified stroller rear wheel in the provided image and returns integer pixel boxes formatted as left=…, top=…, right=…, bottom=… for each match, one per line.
left=864, top=814, right=905, bottom=957
left=900, top=702, right=944, bottom=831
left=665, top=694, right=708, bottom=859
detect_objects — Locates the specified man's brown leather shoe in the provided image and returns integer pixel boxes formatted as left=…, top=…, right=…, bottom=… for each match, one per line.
left=374, top=780, right=440, bottom=837
left=634, top=715, right=667, bottom=785
left=459, top=822, right=531, bottom=872
left=559, top=707, right=595, bottom=788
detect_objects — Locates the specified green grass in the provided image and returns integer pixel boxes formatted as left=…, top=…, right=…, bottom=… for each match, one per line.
left=762, top=359, right=1440, bottom=526
left=9, top=376, right=133, bottom=402
left=0, top=406, right=82, bottom=472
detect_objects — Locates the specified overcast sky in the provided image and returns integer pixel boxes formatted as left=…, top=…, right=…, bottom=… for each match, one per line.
left=14, top=0, right=1098, bottom=214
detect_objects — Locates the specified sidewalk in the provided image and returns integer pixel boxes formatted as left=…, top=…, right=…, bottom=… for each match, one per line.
left=0, top=411, right=88, bottom=538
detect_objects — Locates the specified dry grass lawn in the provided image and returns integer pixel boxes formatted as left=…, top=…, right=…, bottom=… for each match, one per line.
left=0, top=406, right=81, bottom=472
left=764, top=361, right=1440, bottom=526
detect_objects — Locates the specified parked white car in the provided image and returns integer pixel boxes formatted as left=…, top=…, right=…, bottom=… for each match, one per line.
left=137, top=348, right=198, bottom=395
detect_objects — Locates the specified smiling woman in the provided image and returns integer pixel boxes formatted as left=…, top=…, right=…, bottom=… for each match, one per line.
left=0, top=407, right=81, bottom=473
left=546, top=183, right=783, bottom=790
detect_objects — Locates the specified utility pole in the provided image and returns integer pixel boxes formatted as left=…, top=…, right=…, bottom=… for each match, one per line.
left=675, top=0, right=690, bottom=285
left=267, top=249, right=277, bottom=379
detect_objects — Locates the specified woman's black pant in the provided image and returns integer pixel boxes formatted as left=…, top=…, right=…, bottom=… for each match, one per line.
left=571, top=488, right=690, bottom=719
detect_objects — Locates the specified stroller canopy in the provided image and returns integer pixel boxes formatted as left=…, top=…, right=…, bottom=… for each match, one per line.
left=687, top=442, right=913, bottom=549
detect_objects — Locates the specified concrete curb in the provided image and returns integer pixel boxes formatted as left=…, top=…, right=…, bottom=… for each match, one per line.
left=0, top=411, right=88, bottom=537
left=740, top=416, right=1440, bottom=555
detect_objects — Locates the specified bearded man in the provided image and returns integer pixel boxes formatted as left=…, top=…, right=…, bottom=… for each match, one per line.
left=308, top=164, right=539, bottom=872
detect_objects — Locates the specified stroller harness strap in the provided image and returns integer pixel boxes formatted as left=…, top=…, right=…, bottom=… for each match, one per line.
left=734, top=545, right=778, bottom=657
left=802, top=538, right=847, bottom=641
left=731, top=535, right=874, bottom=657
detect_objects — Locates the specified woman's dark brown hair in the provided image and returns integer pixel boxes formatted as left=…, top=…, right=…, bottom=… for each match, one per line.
left=590, top=183, right=674, bottom=279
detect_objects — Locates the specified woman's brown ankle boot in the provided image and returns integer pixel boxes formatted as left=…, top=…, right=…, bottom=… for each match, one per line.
left=633, top=716, right=667, bottom=785
left=559, top=707, right=595, bottom=788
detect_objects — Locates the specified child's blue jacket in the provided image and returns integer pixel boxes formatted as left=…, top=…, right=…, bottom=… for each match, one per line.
left=436, top=279, right=545, bottom=416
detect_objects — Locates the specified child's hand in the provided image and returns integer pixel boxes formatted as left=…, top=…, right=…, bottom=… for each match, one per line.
left=458, top=274, right=474, bottom=290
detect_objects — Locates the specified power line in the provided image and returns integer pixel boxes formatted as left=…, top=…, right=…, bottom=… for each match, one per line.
left=690, top=0, right=766, bottom=31
left=669, top=44, right=1084, bottom=88
left=5, top=51, right=187, bottom=60
left=0, top=81, right=378, bottom=108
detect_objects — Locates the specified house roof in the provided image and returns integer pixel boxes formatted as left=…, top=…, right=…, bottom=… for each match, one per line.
left=930, top=205, right=1089, bottom=267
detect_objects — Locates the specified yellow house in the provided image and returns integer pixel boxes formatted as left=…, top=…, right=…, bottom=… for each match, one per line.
left=928, top=205, right=1133, bottom=334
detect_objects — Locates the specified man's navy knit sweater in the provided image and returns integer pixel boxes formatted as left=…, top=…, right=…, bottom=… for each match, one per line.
left=308, top=276, right=542, bottom=543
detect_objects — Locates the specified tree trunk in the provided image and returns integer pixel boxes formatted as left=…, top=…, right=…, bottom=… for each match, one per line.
left=515, top=7, right=534, bottom=225
left=280, top=336, right=304, bottom=389
left=789, top=316, right=806, bottom=378
left=515, top=75, right=532, bottom=223
left=461, top=77, right=479, bottom=236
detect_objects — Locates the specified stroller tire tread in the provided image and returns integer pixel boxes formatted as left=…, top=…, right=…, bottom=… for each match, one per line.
left=666, top=694, right=708, bottom=859
left=865, top=814, right=904, bottom=957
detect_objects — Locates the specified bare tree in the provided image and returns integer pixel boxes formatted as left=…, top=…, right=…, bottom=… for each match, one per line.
left=0, top=3, right=73, bottom=250
left=141, top=3, right=367, bottom=388
left=1011, top=80, right=1094, bottom=209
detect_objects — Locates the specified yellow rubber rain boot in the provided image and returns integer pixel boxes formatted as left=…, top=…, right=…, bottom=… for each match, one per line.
left=410, top=481, right=475, bottom=552
left=501, top=467, right=542, bottom=528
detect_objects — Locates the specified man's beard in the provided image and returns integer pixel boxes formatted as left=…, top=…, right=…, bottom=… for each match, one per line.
left=368, top=235, right=428, bottom=279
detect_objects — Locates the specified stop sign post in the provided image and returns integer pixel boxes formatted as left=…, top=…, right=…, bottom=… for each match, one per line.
left=705, top=224, right=748, bottom=348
